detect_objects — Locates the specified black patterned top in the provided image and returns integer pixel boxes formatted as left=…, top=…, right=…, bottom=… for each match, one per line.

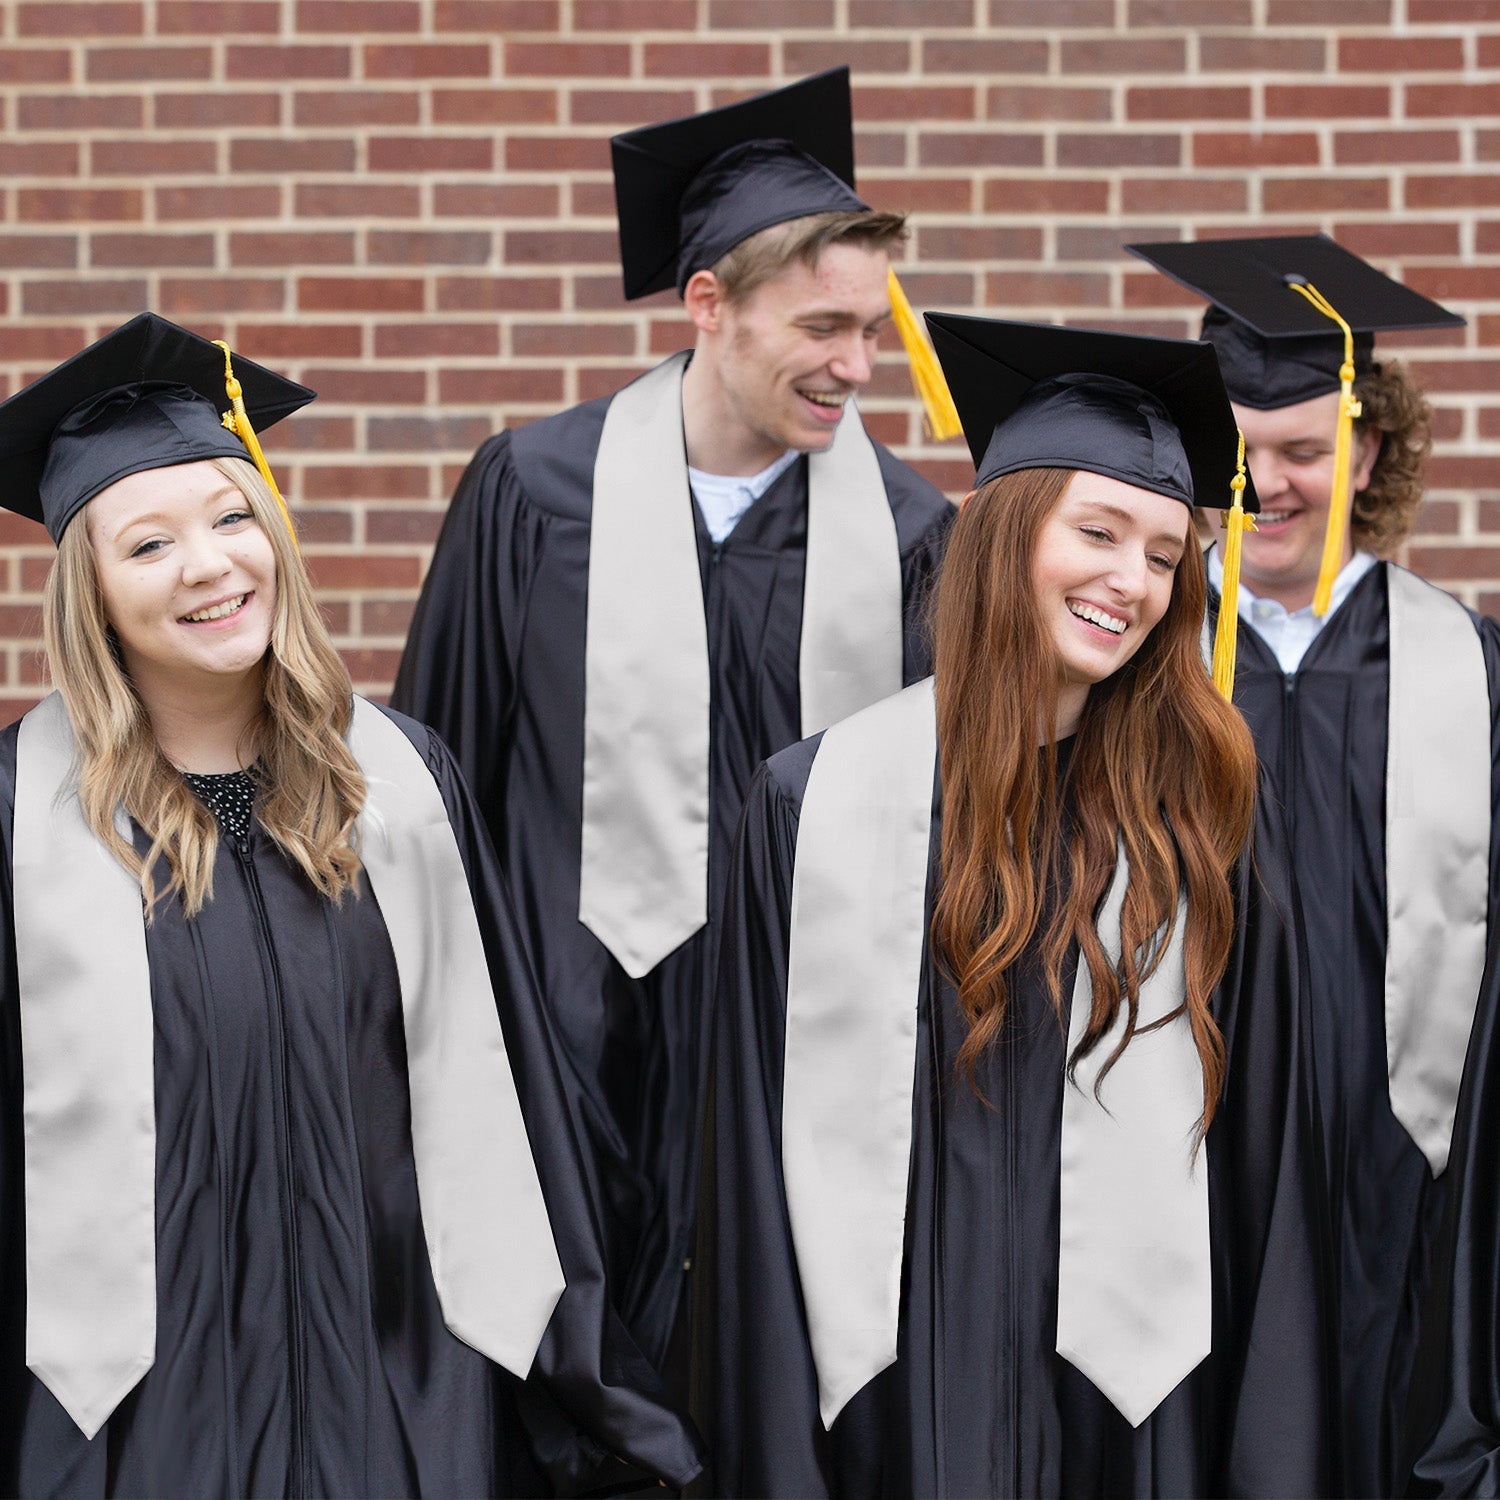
left=182, top=768, right=256, bottom=846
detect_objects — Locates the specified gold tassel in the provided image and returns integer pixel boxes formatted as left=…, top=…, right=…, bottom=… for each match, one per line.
left=1211, top=430, right=1255, bottom=702
left=1285, top=279, right=1361, bottom=617
left=886, top=267, right=963, bottom=442
left=212, top=338, right=299, bottom=552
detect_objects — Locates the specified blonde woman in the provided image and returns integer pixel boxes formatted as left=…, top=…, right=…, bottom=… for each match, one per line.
left=0, top=314, right=702, bottom=1497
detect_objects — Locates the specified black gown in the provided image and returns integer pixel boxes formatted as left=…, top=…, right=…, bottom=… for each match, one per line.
left=391, top=384, right=953, bottom=1376
left=1210, top=562, right=1500, bottom=1498
left=0, top=707, right=704, bottom=1498
left=695, top=732, right=1332, bottom=1498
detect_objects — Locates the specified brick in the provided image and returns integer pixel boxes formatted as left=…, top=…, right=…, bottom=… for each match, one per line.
left=785, top=40, right=911, bottom=74
left=230, top=232, right=357, bottom=266
left=434, top=181, right=559, bottom=217
left=1409, top=546, right=1500, bottom=580
left=1407, top=267, right=1500, bottom=303
left=0, top=48, right=70, bottom=84
left=1337, top=130, right=1460, bottom=166
left=18, top=2, right=142, bottom=34
left=1406, top=175, right=1500, bottom=209
left=0, top=142, right=79, bottom=176
left=984, top=177, right=1111, bottom=213
left=569, top=89, right=695, bottom=127
left=1128, top=0, right=1252, bottom=19
left=432, top=87, right=558, bottom=125
left=92, top=139, right=218, bottom=176
left=862, top=176, right=972, bottom=213
left=158, top=184, right=282, bottom=220
left=916, top=225, right=1043, bottom=261
left=1428, top=458, right=1500, bottom=490
left=709, top=0, right=834, bottom=22
left=302, top=465, right=430, bottom=501
left=437, top=367, right=566, bottom=403
left=294, top=90, right=422, bottom=127
left=1266, top=85, right=1391, bottom=119
left=157, top=1, right=281, bottom=29
left=365, top=510, right=446, bottom=545
left=1338, top=222, right=1461, bottom=257
left=921, top=38, right=1049, bottom=74
left=298, top=277, right=426, bottom=313
left=226, top=44, right=353, bottom=80
left=231, top=138, right=357, bottom=173
left=87, top=46, right=211, bottom=81
left=0, top=234, right=78, bottom=269
left=435, top=275, right=562, bottom=312
left=505, top=228, right=618, bottom=265
left=308, top=555, right=423, bottom=589
left=24, top=278, right=147, bottom=314
left=160, top=277, right=286, bottom=315
left=361, top=598, right=417, bottom=636
left=1408, top=0, right=1500, bottom=17
left=855, top=86, right=977, bottom=122
left=855, top=132, right=909, bottom=169
left=508, top=41, right=632, bottom=76
left=295, top=183, right=422, bottom=218
left=1481, top=36, right=1500, bottom=66
left=984, top=271, right=1111, bottom=306
left=512, top=323, right=635, bottom=356
left=374, top=322, right=501, bottom=356
left=1406, top=357, right=1500, bottom=391
left=371, top=136, right=493, bottom=171
left=990, top=0, right=1111, bottom=18
left=1340, top=35, right=1464, bottom=71
left=17, top=93, right=141, bottom=129
left=0, top=326, right=90, bottom=360
left=366, top=43, right=493, bottom=78
left=1058, top=225, right=1175, bottom=261
left=851, top=0, right=974, bottom=21
left=1199, top=34, right=1325, bottom=72
left=367, top=416, right=494, bottom=452
left=1268, top=0, right=1388, bottom=16
left=642, top=42, right=772, bottom=77
left=1412, top=498, right=1460, bottom=534
left=505, top=136, right=608, bottom=172
left=1127, top=87, right=1251, bottom=122
left=986, top=85, right=1112, bottom=123
left=1193, top=133, right=1320, bottom=168
left=1409, top=84, right=1500, bottom=118
left=300, top=368, right=428, bottom=404
left=298, top=0, right=418, bottom=28
left=1263, top=177, right=1389, bottom=212
left=18, top=188, right=143, bottom=223
left=155, top=92, right=282, bottom=128
left=368, top=230, right=493, bottom=266
left=1058, top=133, right=1182, bottom=169
left=237, top=322, right=365, bottom=358
left=287, top=508, right=355, bottom=546
left=435, top=0, right=560, bottom=25
left=918, top=132, right=1045, bottom=168
left=570, top=181, right=620, bottom=216
left=1122, top=271, right=1206, bottom=309
left=1060, top=37, right=1186, bottom=75
left=270, top=413, right=357, bottom=451
left=92, top=233, right=216, bottom=268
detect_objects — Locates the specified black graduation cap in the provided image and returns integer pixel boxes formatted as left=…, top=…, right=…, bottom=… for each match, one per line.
left=925, top=312, right=1258, bottom=514
left=611, top=68, right=867, bottom=300
left=1126, top=235, right=1465, bottom=411
left=0, top=311, right=313, bottom=542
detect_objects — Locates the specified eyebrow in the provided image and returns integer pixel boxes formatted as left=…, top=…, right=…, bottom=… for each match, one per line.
left=1073, top=498, right=1187, bottom=550
left=793, top=307, right=893, bottom=328
left=108, top=484, right=245, bottom=541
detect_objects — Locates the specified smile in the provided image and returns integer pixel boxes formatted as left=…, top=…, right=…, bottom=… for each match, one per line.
left=798, top=390, right=848, bottom=410
left=1253, top=509, right=1298, bottom=529
left=181, top=594, right=248, bottom=623
left=1068, top=599, right=1128, bottom=635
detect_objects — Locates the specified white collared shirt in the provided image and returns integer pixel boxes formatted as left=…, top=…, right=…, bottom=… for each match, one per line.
left=1209, top=545, right=1377, bottom=674
left=688, top=448, right=800, bottom=544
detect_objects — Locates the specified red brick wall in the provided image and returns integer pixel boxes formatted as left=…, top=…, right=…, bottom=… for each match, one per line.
left=0, top=0, right=1496, bottom=720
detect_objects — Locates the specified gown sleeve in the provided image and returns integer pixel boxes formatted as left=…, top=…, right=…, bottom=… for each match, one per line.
left=407, top=715, right=706, bottom=1495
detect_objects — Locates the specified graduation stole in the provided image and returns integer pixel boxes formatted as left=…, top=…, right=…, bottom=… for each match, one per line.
left=782, top=677, right=1209, bottom=1429
left=13, top=692, right=566, bottom=1439
left=577, top=349, right=904, bottom=979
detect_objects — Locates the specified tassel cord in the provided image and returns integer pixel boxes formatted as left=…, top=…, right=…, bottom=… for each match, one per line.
left=1211, top=431, right=1255, bottom=702
left=886, top=268, right=963, bottom=442
left=212, top=339, right=300, bottom=552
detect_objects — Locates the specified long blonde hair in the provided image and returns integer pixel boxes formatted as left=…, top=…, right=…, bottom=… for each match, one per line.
left=41, top=455, right=366, bottom=917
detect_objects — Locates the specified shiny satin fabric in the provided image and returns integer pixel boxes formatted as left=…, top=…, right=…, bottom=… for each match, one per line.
left=0, top=708, right=704, bottom=1497
left=392, top=388, right=952, bottom=1382
left=695, top=735, right=1331, bottom=1498
left=1217, top=561, right=1500, bottom=1498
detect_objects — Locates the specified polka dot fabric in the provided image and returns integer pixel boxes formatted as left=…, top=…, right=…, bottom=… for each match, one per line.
left=182, top=769, right=256, bottom=846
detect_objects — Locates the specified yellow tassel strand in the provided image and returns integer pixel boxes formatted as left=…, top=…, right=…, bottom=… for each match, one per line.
left=1211, top=429, right=1256, bottom=702
left=1285, top=279, right=1361, bottom=617
left=212, top=339, right=300, bottom=553
left=886, top=267, right=963, bottom=442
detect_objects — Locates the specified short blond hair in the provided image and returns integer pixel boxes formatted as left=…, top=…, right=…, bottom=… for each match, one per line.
left=710, top=208, right=908, bottom=304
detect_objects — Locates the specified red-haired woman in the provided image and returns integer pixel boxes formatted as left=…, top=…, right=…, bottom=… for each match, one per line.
left=693, top=317, right=1332, bottom=1497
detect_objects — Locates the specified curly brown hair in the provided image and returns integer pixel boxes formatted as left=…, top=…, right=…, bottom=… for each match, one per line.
left=1351, top=358, right=1433, bottom=555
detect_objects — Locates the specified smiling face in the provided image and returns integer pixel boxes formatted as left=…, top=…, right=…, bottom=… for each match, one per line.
left=1031, top=471, right=1191, bottom=727
left=87, top=459, right=277, bottom=701
left=1232, top=392, right=1381, bottom=612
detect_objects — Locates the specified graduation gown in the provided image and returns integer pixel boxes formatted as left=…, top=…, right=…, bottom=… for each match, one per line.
left=391, top=383, right=953, bottom=1375
left=695, top=733, right=1331, bottom=1498
left=1211, top=562, right=1500, bottom=1498
left=0, top=706, right=703, bottom=1499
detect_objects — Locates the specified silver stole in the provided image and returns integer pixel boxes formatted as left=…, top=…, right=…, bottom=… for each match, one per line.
left=578, top=352, right=903, bottom=979
left=15, top=692, right=566, bottom=1439
left=782, top=678, right=1208, bottom=1428
left=1384, top=564, right=1491, bottom=1176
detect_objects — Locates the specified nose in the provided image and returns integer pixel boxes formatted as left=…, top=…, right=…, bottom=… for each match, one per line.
left=1245, top=449, right=1289, bottom=503
left=1106, top=545, right=1151, bottom=604
left=179, top=530, right=234, bottom=587
left=827, top=330, right=874, bottom=389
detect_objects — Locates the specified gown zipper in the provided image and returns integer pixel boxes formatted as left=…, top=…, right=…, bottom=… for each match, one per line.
left=234, top=835, right=309, bottom=1498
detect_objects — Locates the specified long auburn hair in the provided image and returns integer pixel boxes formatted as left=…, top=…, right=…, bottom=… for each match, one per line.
left=42, top=455, right=366, bottom=918
left=930, top=467, right=1259, bottom=1132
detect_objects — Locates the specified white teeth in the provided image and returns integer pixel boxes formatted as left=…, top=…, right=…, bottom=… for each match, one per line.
left=801, top=391, right=847, bottom=408
left=1068, top=601, right=1127, bottom=635
left=1257, top=510, right=1293, bottom=524
left=183, top=595, right=245, bottom=623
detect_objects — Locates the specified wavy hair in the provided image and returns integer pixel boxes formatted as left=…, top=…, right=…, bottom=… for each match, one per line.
left=42, top=455, right=365, bottom=918
left=930, top=468, right=1260, bottom=1132
left=1352, top=358, right=1433, bottom=555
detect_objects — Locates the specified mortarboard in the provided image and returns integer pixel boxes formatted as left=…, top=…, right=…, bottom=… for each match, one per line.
left=926, top=312, right=1257, bottom=698
left=0, top=311, right=313, bottom=543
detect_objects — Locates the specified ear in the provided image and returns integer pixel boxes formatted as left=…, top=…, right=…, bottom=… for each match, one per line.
left=957, top=489, right=978, bottom=510
left=683, top=269, right=727, bottom=335
left=1351, top=423, right=1382, bottom=493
